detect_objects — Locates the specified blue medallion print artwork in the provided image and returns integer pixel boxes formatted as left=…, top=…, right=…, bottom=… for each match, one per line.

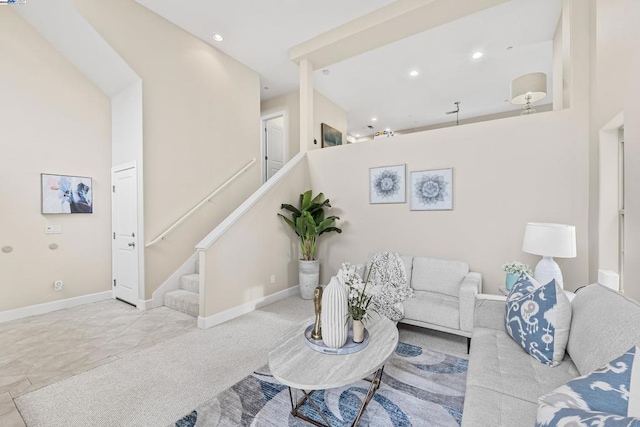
left=415, top=174, right=448, bottom=204
left=410, top=168, right=453, bottom=211
left=370, top=164, right=406, bottom=204
left=375, top=170, right=400, bottom=197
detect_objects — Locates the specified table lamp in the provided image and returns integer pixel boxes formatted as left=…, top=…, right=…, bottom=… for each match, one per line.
left=511, top=72, right=547, bottom=115
left=522, top=223, right=576, bottom=289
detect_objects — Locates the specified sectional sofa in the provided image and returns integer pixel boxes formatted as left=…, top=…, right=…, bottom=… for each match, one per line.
left=461, top=283, right=640, bottom=426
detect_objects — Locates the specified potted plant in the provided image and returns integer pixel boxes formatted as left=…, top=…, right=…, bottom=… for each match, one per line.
left=341, top=262, right=373, bottom=344
left=278, top=190, right=342, bottom=299
left=502, top=261, right=532, bottom=290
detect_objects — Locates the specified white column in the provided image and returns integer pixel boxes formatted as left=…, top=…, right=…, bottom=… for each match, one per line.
left=299, top=58, right=314, bottom=153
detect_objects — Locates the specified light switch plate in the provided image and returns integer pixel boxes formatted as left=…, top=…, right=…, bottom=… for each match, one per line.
left=45, top=225, right=62, bottom=234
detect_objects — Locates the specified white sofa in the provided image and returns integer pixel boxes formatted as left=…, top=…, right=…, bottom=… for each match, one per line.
left=462, top=284, right=640, bottom=426
left=366, top=254, right=483, bottom=341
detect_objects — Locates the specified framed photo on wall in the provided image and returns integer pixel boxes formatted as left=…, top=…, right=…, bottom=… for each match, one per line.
left=41, top=173, right=93, bottom=214
left=321, top=123, right=342, bottom=148
left=410, top=168, right=453, bottom=211
left=369, top=164, right=406, bottom=204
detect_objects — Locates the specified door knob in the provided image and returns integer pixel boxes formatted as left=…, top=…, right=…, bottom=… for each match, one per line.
left=128, top=242, right=136, bottom=247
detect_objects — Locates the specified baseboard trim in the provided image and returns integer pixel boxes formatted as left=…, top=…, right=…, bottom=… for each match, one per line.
left=197, top=285, right=300, bottom=329
left=137, top=299, right=154, bottom=310
left=0, top=291, right=113, bottom=324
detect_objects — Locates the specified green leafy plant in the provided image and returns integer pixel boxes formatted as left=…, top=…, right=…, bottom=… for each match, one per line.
left=340, top=262, right=373, bottom=322
left=502, top=261, right=532, bottom=276
left=278, top=190, right=342, bottom=261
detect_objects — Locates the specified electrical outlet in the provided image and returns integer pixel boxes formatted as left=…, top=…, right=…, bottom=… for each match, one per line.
left=270, top=275, right=276, bottom=284
left=54, top=280, right=63, bottom=291
left=45, top=225, right=62, bottom=234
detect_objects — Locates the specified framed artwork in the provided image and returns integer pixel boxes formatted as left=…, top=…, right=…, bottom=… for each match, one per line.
left=321, top=123, right=342, bottom=148
left=41, top=173, right=93, bottom=214
left=369, top=164, right=406, bottom=204
left=410, top=168, right=453, bottom=211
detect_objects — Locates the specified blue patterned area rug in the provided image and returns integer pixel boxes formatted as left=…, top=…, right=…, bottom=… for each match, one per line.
left=172, top=343, right=468, bottom=427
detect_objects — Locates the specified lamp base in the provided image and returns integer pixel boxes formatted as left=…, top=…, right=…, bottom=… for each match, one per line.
left=534, top=256, right=564, bottom=289
left=521, top=101, right=536, bottom=115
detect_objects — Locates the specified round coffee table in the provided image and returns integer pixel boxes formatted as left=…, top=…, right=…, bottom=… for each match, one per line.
left=268, top=315, right=398, bottom=427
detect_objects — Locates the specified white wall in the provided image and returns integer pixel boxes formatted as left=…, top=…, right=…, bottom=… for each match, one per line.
left=313, top=91, right=348, bottom=150
left=552, top=14, right=564, bottom=111
left=0, top=8, right=112, bottom=311
left=261, top=89, right=348, bottom=154
left=262, top=91, right=300, bottom=162
left=593, top=0, right=640, bottom=300
left=112, top=80, right=143, bottom=166
left=13, top=0, right=138, bottom=97
left=308, top=109, right=590, bottom=295
left=74, top=0, right=262, bottom=299
left=201, top=156, right=311, bottom=317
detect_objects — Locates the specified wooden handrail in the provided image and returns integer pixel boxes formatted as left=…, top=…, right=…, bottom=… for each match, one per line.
left=145, top=158, right=257, bottom=247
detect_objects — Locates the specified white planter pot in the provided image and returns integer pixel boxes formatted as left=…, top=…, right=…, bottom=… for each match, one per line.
left=320, top=276, right=349, bottom=349
left=299, top=259, right=320, bottom=300
left=352, top=319, right=365, bottom=343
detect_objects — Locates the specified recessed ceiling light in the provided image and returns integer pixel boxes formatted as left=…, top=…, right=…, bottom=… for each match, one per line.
left=322, top=69, right=330, bottom=75
left=212, top=34, right=224, bottom=42
left=264, top=87, right=269, bottom=90
left=472, top=52, right=483, bottom=59
left=506, top=46, right=514, bottom=50
left=371, top=117, right=378, bottom=122
left=409, top=70, right=419, bottom=77
left=355, top=134, right=360, bottom=137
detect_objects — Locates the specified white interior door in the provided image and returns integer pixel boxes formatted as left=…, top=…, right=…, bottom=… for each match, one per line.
left=266, top=121, right=285, bottom=181
left=112, top=165, right=139, bottom=306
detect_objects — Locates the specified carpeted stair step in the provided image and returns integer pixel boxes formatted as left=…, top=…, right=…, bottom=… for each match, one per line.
left=180, top=274, right=199, bottom=294
left=164, top=289, right=199, bottom=317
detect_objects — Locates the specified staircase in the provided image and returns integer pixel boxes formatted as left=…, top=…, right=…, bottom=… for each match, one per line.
left=164, top=268, right=200, bottom=317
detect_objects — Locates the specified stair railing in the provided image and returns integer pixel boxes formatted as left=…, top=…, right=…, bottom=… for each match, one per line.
left=145, top=158, right=257, bottom=247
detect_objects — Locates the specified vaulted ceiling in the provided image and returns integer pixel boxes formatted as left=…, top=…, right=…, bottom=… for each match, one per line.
left=136, top=0, right=561, bottom=135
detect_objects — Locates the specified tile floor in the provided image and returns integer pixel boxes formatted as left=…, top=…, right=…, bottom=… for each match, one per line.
left=0, top=300, right=196, bottom=426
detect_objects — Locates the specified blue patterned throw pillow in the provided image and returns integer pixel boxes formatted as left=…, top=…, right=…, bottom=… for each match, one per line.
left=536, top=346, right=640, bottom=426
left=504, top=273, right=572, bottom=366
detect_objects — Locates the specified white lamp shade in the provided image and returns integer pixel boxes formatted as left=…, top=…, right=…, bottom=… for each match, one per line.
left=522, top=222, right=576, bottom=258
left=511, top=72, right=547, bottom=105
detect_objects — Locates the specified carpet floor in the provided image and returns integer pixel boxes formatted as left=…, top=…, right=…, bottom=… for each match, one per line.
left=173, top=343, right=468, bottom=427
left=14, top=297, right=467, bottom=426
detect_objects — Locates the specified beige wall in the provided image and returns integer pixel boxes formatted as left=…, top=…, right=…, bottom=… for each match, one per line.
left=360, top=104, right=553, bottom=141
left=262, top=91, right=300, bottom=161
left=202, top=157, right=311, bottom=316
left=261, top=89, right=348, bottom=155
left=267, top=116, right=284, bottom=128
left=73, top=0, right=262, bottom=299
left=314, top=91, right=348, bottom=150
left=593, top=0, right=640, bottom=300
left=0, top=9, right=112, bottom=311
left=552, top=14, right=564, bottom=111
left=112, top=80, right=143, bottom=167
left=308, top=109, right=590, bottom=295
